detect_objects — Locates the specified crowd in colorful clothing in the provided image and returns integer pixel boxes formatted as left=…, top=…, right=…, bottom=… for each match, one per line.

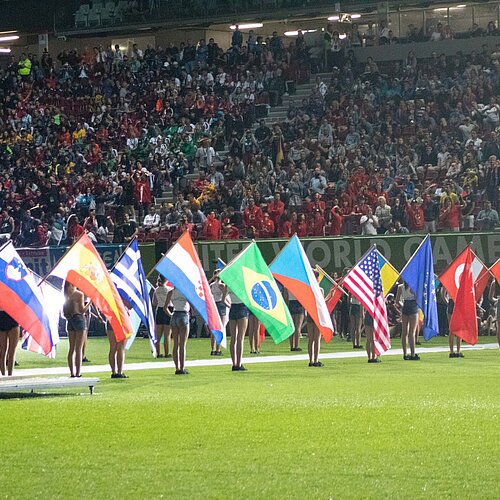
left=1, top=26, right=500, bottom=246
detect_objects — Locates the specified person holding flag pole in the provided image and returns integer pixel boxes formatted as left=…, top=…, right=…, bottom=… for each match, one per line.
left=209, top=269, right=227, bottom=357
left=0, top=310, right=19, bottom=376
left=152, top=275, right=173, bottom=359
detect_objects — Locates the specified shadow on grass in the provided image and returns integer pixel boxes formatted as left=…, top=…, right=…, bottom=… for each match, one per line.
left=0, top=391, right=94, bottom=401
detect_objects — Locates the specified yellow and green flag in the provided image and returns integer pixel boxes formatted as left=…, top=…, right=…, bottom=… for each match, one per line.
left=219, top=242, right=294, bottom=344
left=376, top=250, right=399, bottom=297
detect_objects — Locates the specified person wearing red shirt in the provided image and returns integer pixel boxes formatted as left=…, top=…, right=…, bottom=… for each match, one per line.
left=243, top=198, right=263, bottom=237
left=203, top=211, right=221, bottom=240
left=339, top=192, right=353, bottom=213
left=440, top=198, right=462, bottom=232
left=67, top=215, right=84, bottom=243
left=351, top=195, right=371, bottom=216
left=294, top=213, right=308, bottom=237
left=58, top=127, right=72, bottom=148
left=307, top=193, right=326, bottom=216
left=222, top=218, right=240, bottom=240
left=309, top=211, right=326, bottom=236
left=280, top=214, right=293, bottom=238
left=134, top=173, right=152, bottom=219
left=259, top=212, right=275, bottom=238
left=329, top=205, right=344, bottom=236
left=267, top=193, right=285, bottom=228
left=406, top=198, right=425, bottom=232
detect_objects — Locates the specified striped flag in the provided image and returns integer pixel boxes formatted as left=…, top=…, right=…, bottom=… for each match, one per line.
left=111, top=239, right=156, bottom=355
left=343, top=246, right=391, bottom=356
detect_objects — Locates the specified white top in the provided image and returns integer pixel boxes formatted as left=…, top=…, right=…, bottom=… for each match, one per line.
left=210, top=281, right=224, bottom=302
left=154, top=286, right=169, bottom=308
left=229, top=290, right=243, bottom=305
left=401, top=285, right=416, bottom=301
left=171, top=288, right=190, bottom=312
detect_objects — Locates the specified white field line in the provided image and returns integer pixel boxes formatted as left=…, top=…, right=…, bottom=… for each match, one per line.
left=10, top=343, right=499, bottom=377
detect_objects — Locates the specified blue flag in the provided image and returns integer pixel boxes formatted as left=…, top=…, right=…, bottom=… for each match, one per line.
left=401, top=236, right=439, bottom=340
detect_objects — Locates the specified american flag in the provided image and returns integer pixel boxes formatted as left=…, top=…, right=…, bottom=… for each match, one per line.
left=343, top=246, right=391, bottom=355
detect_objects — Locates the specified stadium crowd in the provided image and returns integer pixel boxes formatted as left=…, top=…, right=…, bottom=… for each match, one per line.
left=1, top=20, right=500, bottom=247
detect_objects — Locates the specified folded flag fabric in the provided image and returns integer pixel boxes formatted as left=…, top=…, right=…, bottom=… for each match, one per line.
left=155, top=230, right=225, bottom=347
left=219, top=241, right=294, bottom=344
left=0, top=242, right=57, bottom=357
left=270, top=235, right=334, bottom=342
left=401, top=235, right=439, bottom=340
left=47, top=233, right=133, bottom=342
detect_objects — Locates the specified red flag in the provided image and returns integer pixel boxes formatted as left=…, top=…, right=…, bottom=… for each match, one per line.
left=258, top=323, right=266, bottom=347
left=489, top=257, right=500, bottom=286
left=449, top=247, right=478, bottom=345
left=326, top=285, right=342, bottom=313
left=439, top=246, right=490, bottom=301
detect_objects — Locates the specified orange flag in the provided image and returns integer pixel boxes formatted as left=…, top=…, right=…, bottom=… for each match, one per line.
left=449, top=247, right=478, bottom=345
left=48, top=234, right=133, bottom=342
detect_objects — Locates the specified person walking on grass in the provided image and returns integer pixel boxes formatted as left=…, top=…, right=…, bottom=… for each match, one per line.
left=223, top=288, right=249, bottom=371
left=153, top=276, right=173, bottom=358
left=165, top=286, right=191, bottom=375
left=63, top=281, right=91, bottom=377
left=397, top=282, right=420, bottom=360
left=0, top=310, right=19, bottom=376
left=209, top=270, right=228, bottom=356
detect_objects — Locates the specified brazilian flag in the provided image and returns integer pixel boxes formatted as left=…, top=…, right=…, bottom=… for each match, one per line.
left=219, top=242, right=294, bottom=344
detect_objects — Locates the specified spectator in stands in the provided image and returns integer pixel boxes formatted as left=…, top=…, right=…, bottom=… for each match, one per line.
left=477, top=201, right=499, bottom=231
left=143, top=206, right=161, bottom=233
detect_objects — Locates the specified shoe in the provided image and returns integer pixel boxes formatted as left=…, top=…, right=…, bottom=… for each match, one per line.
left=182, top=369, right=190, bottom=375
left=456, top=352, right=464, bottom=358
left=165, top=354, right=172, bottom=358
left=353, top=345, right=363, bottom=349
left=14, top=361, right=19, bottom=367
left=82, top=357, right=90, bottom=363
left=313, top=362, right=324, bottom=367
left=449, top=352, right=457, bottom=358
left=403, top=355, right=411, bottom=360
left=117, top=373, right=129, bottom=379
left=210, top=351, right=216, bottom=356
left=308, top=362, right=315, bottom=367
left=232, top=366, right=239, bottom=371
left=238, top=365, right=247, bottom=371
left=411, top=354, right=420, bottom=361
left=214, top=351, right=222, bottom=356
left=416, top=341, right=422, bottom=345
left=250, top=351, right=256, bottom=354
left=295, top=347, right=302, bottom=352
left=175, top=369, right=183, bottom=375
left=111, top=373, right=118, bottom=379
left=368, top=358, right=381, bottom=363
left=157, top=354, right=165, bottom=358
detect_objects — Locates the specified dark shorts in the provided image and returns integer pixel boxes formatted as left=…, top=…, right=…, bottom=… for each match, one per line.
left=447, top=299, right=455, bottom=315
left=289, top=299, right=304, bottom=315
left=364, top=313, right=374, bottom=326
left=216, top=302, right=227, bottom=317
left=67, top=314, right=87, bottom=332
left=156, top=307, right=171, bottom=326
left=350, top=304, right=361, bottom=316
left=171, top=311, right=189, bottom=327
left=229, top=303, right=249, bottom=320
left=0, top=311, right=18, bottom=331
left=402, top=299, right=418, bottom=316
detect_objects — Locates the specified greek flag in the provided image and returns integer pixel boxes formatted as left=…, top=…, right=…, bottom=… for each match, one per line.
left=111, top=239, right=157, bottom=356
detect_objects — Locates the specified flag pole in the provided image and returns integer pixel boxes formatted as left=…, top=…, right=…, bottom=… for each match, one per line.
left=315, top=264, right=347, bottom=296
left=37, top=231, right=88, bottom=287
left=397, top=234, right=430, bottom=281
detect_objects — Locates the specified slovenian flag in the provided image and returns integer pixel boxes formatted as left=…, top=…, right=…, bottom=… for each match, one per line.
left=270, top=235, right=334, bottom=342
left=155, top=231, right=225, bottom=347
left=0, top=241, right=57, bottom=356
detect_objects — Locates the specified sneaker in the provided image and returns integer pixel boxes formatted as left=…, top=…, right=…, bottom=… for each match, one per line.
left=165, top=354, right=172, bottom=358
left=117, top=373, right=129, bottom=379
left=175, top=369, right=183, bottom=375
left=82, top=357, right=90, bottom=363
left=232, top=366, right=239, bottom=371
left=449, top=352, right=457, bottom=358
left=368, top=358, right=381, bottom=363
left=308, top=362, right=315, bottom=367
left=295, top=347, right=302, bottom=352
left=111, top=373, right=118, bottom=379
left=238, top=365, right=247, bottom=371
left=314, top=362, right=324, bottom=367
left=214, top=351, right=222, bottom=356
left=210, top=351, right=216, bottom=356
left=403, top=355, right=411, bottom=360
left=456, top=352, right=464, bottom=358
left=14, top=361, right=19, bottom=367
left=411, top=354, right=420, bottom=361
left=182, top=369, right=190, bottom=375
left=157, top=354, right=165, bottom=358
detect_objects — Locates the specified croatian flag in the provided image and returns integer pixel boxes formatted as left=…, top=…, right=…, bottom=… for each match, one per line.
left=270, top=235, right=334, bottom=342
left=111, top=239, right=157, bottom=356
left=155, top=231, right=225, bottom=347
left=0, top=241, right=56, bottom=356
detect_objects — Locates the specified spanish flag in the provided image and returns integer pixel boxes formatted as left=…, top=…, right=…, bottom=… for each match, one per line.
left=48, top=234, right=133, bottom=342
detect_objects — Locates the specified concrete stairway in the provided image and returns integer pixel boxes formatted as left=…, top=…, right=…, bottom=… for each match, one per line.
left=154, top=72, right=331, bottom=206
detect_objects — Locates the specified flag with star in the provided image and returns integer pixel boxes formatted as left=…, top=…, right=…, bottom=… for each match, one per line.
left=401, top=235, right=439, bottom=340
left=343, top=245, right=391, bottom=356
left=219, top=241, right=294, bottom=344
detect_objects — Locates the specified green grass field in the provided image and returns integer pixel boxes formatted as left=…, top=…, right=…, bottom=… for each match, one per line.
left=2, top=336, right=500, bottom=499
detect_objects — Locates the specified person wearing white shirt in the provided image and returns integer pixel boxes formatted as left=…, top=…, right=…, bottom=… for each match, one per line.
left=165, top=287, right=191, bottom=375
left=143, top=206, right=160, bottom=232
left=360, top=208, right=379, bottom=235
left=153, top=276, right=173, bottom=358
left=223, top=288, right=249, bottom=372
left=209, top=270, right=229, bottom=356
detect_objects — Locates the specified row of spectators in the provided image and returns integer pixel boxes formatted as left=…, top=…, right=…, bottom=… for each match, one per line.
left=1, top=28, right=500, bottom=246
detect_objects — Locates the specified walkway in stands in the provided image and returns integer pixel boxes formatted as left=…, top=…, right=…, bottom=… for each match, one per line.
left=14, top=343, right=499, bottom=377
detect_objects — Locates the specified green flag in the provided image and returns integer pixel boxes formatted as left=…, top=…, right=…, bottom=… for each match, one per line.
left=219, top=242, right=294, bottom=344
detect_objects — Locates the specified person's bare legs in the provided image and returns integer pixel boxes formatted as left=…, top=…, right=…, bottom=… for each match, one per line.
left=290, top=313, right=304, bottom=350
left=107, top=329, right=117, bottom=374
left=0, top=332, right=7, bottom=375
left=5, top=327, right=19, bottom=376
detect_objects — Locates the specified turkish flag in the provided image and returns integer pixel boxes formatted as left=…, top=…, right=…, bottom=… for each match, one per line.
left=439, top=247, right=490, bottom=301
left=449, top=247, right=478, bottom=345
